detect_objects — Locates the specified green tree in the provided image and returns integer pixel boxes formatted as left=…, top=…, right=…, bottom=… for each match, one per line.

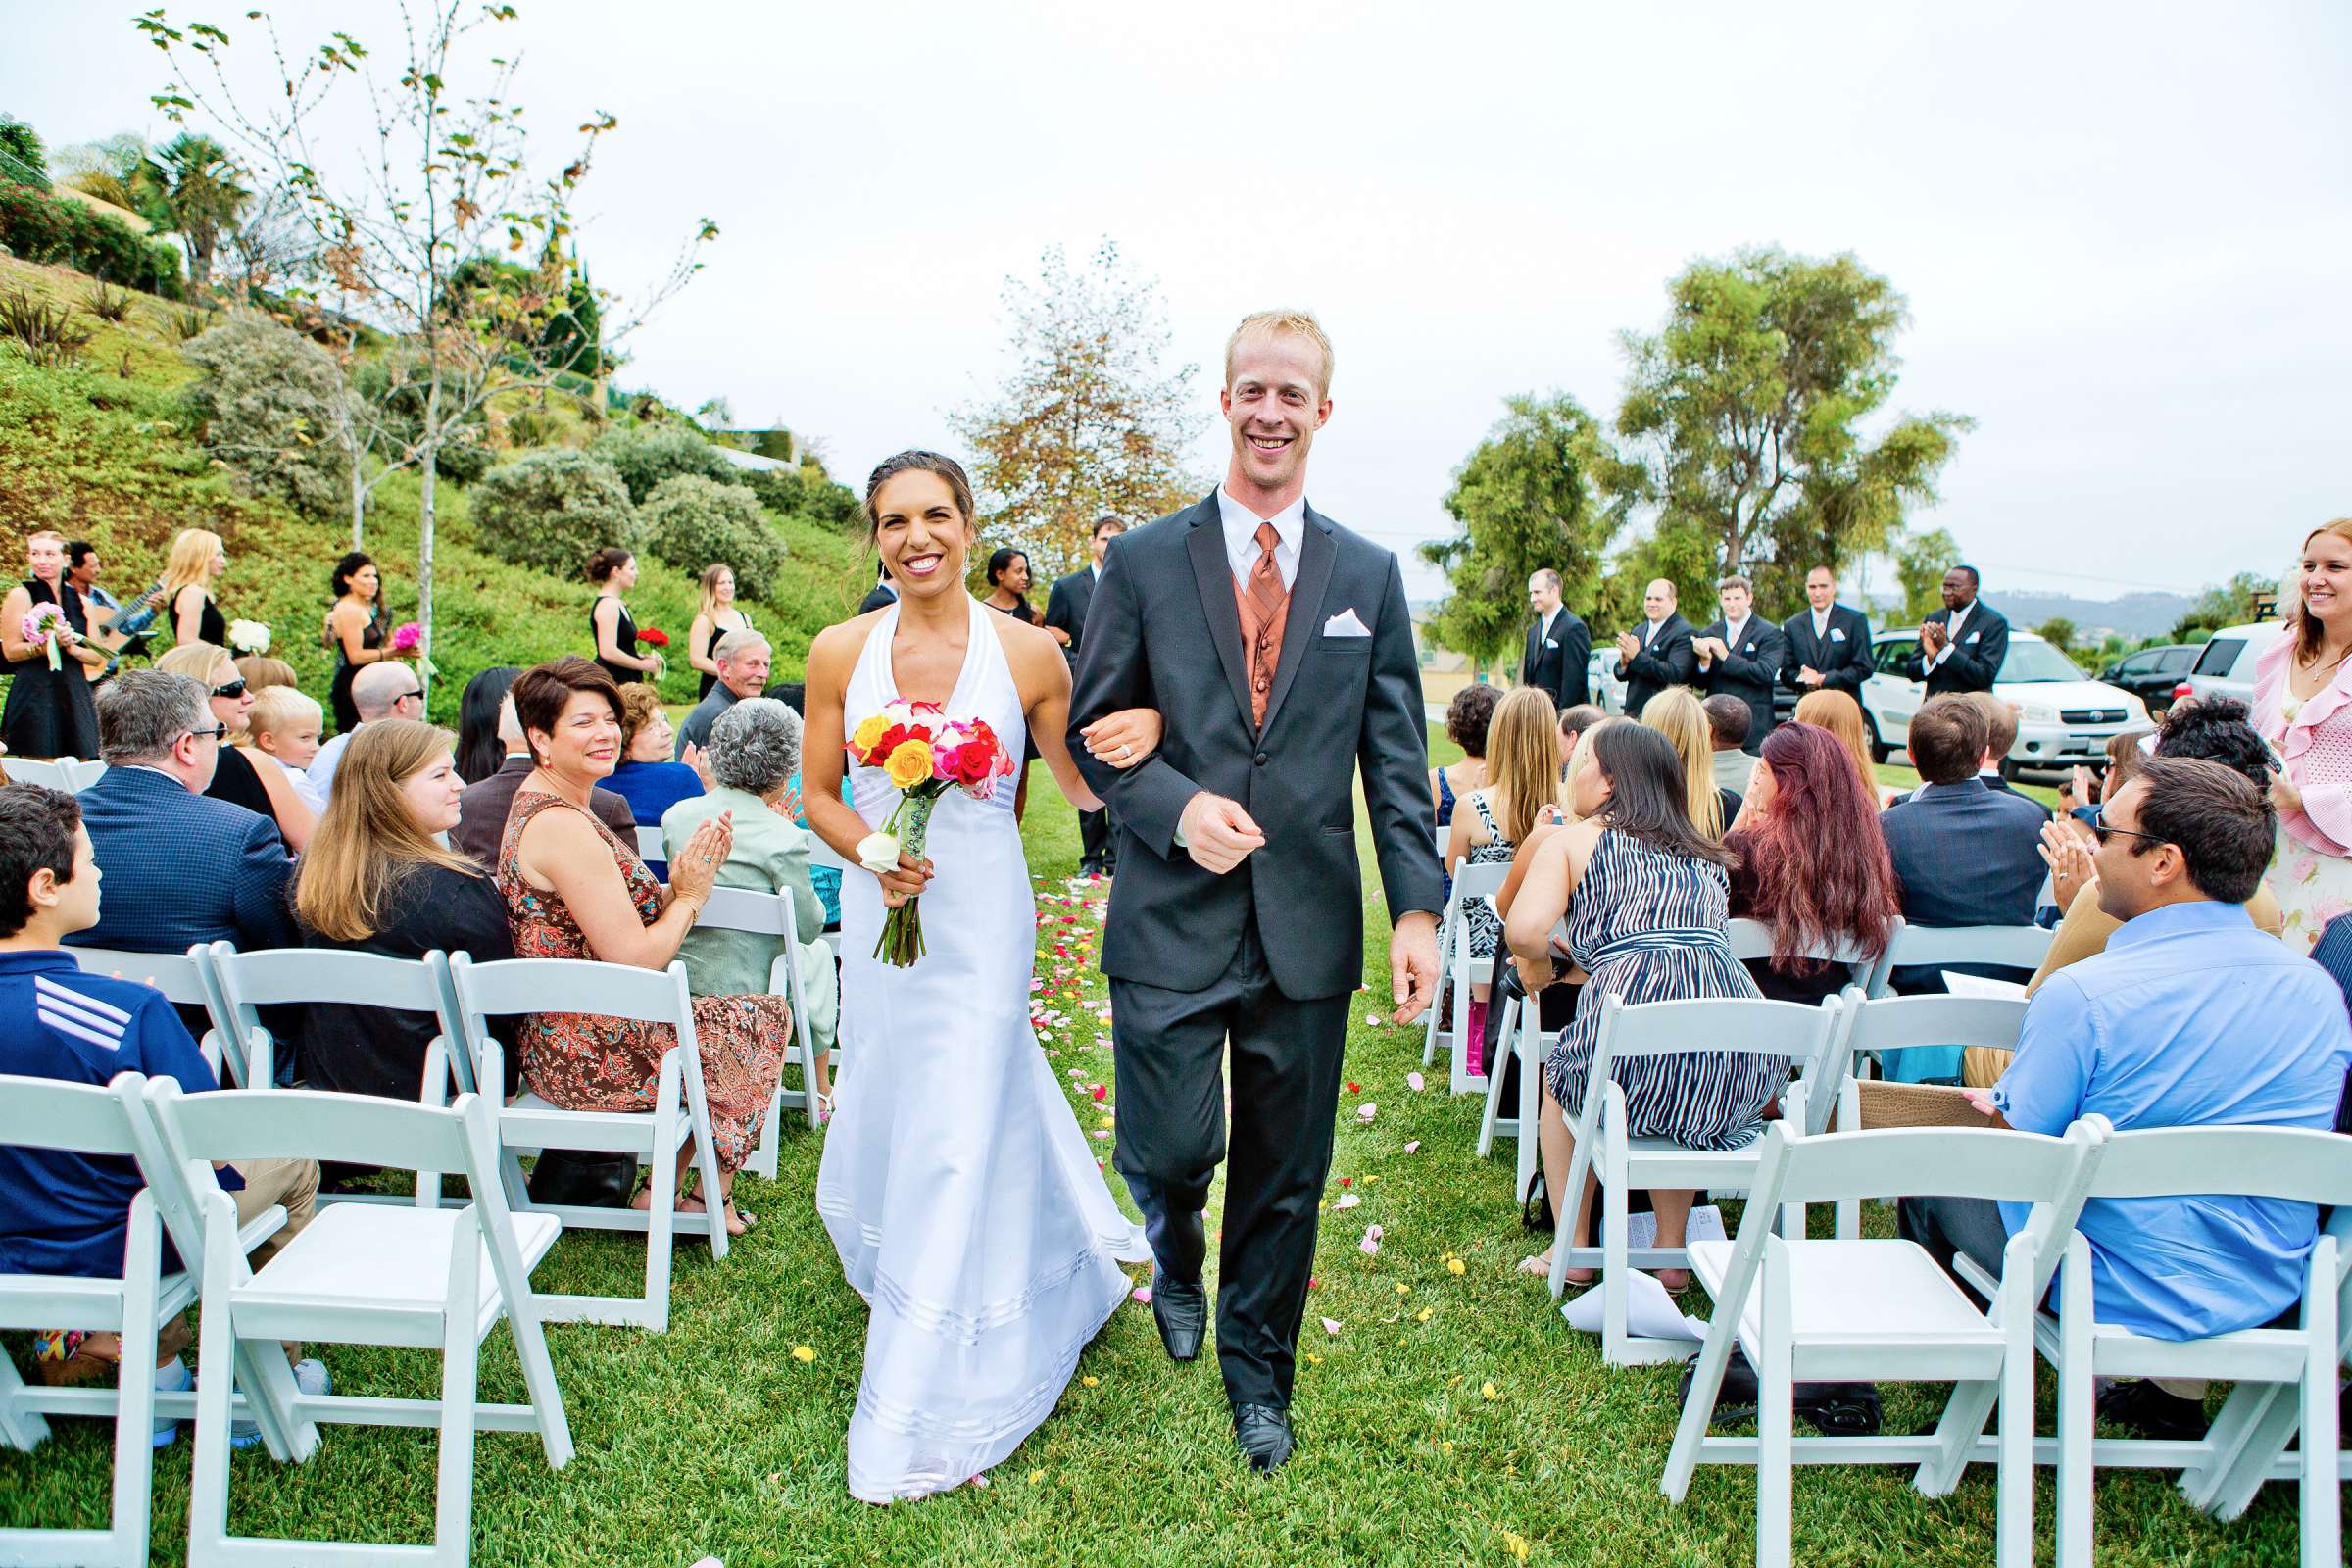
left=0, top=116, right=49, bottom=189
left=2171, top=569, right=2276, bottom=640
left=1611, top=247, right=1972, bottom=614
left=950, top=239, right=1200, bottom=581
left=2034, top=617, right=2078, bottom=656
left=137, top=132, right=249, bottom=290
left=1893, top=524, right=1960, bottom=623
left=1418, top=392, right=1623, bottom=667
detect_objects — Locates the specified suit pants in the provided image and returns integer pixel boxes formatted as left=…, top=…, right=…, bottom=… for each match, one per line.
left=1078, top=805, right=1115, bottom=873
left=1109, top=923, right=1350, bottom=1410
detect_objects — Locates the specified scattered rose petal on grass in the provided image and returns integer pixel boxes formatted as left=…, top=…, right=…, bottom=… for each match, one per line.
left=1367, top=1015, right=1384, bottom=1027
left=1416, top=1306, right=1434, bottom=1322
left=1358, top=1102, right=1378, bottom=1121
left=1304, top=1351, right=1324, bottom=1365
left=1501, top=1530, right=1530, bottom=1561
left=1067, top=1068, right=1086, bottom=1079
left=1132, top=1285, right=1152, bottom=1304
left=1482, top=1381, right=1500, bottom=1400
left=1082, top=1376, right=1099, bottom=1387
left=1406, top=1070, right=1425, bottom=1092
left=1028, top=1469, right=1045, bottom=1484
left=791, top=1346, right=816, bottom=1363
left=1395, top=1282, right=1411, bottom=1297
left=1320, top=1316, right=1344, bottom=1336
left=1448, top=1257, right=1467, bottom=1276
left=1092, top=1130, right=1110, bottom=1141
left=1339, top=1176, right=1351, bottom=1187
left=1334, top=1191, right=1361, bottom=1211
left=1358, top=1224, right=1383, bottom=1255
left=1090, top=1084, right=1107, bottom=1102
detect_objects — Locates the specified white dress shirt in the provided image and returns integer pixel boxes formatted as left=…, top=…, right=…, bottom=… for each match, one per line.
left=308, top=726, right=358, bottom=799
left=1928, top=602, right=1973, bottom=671
left=1811, top=607, right=1831, bottom=640
left=1216, top=487, right=1304, bottom=592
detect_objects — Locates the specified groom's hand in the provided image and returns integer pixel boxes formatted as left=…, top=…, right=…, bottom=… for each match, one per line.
left=1177, top=793, right=1264, bottom=874
left=1389, top=910, right=1440, bottom=1025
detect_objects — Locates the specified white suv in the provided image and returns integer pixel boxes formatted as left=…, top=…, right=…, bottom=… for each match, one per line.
left=1860, top=629, right=2150, bottom=776
left=2173, top=620, right=2286, bottom=708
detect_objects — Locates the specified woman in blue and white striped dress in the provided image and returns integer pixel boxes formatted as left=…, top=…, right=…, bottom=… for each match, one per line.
left=1502, top=719, right=1781, bottom=1288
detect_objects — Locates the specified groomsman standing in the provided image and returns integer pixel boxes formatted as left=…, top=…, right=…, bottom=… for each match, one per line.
left=1046, top=515, right=1127, bottom=876
left=1518, top=568, right=1590, bottom=711
left=1614, top=578, right=1696, bottom=719
left=1906, top=564, right=2010, bottom=697
left=857, top=563, right=898, bottom=615
left=1691, top=573, right=1785, bottom=753
left=1779, top=564, right=1874, bottom=699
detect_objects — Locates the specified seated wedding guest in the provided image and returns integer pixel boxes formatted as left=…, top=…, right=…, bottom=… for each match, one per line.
left=1879, top=696, right=2046, bottom=997
left=1640, top=685, right=1730, bottom=837
left=233, top=655, right=298, bottom=693
left=675, top=629, right=771, bottom=758
left=245, top=685, right=326, bottom=813
left=1504, top=721, right=1775, bottom=1288
left=766, top=681, right=839, bottom=931
left=71, top=670, right=297, bottom=960
left=1791, top=687, right=1894, bottom=805
left=1724, top=721, right=1900, bottom=1004
left=665, top=698, right=834, bottom=1108
left=1446, top=686, right=1562, bottom=1071
left=0, top=782, right=325, bottom=1427
left=156, top=642, right=315, bottom=852
left=1889, top=692, right=2058, bottom=818
left=1431, top=683, right=1497, bottom=829
left=307, top=660, right=424, bottom=800
left=610, top=682, right=706, bottom=879
left=452, top=685, right=633, bottom=870
left=455, top=665, right=521, bottom=786
left=1905, top=758, right=2352, bottom=1437
left=1556, top=703, right=1606, bottom=775
left=1701, top=694, right=1756, bottom=804
left=291, top=719, right=517, bottom=1101
left=498, top=657, right=789, bottom=1234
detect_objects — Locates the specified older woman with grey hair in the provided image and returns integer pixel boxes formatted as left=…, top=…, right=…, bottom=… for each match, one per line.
left=662, top=696, right=837, bottom=1109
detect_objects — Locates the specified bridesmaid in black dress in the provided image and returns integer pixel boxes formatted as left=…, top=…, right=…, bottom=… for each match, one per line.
left=159, top=527, right=230, bottom=650
left=588, top=547, right=661, bottom=689
left=686, top=563, right=752, bottom=700
left=0, top=531, right=107, bottom=759
left=979, top=548, right=1042, bottom=818
left=324, top=550, right=408, bottom=735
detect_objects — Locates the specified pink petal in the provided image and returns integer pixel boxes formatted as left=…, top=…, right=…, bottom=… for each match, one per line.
left=1358, top=1223, right=1383, bottom=1255
left=1404, top=1140, right=1421, bottom=1153
left=1132, top=1285, right=1153, bottom=1304
left=1406, top=1071, right=1425, bottom=1093
left=1334, top=1191, right=1361, bottom=1210
left=1320, top=1316, right=1344, bottom=1335
left=1357, top=1102, right=1378, bottom=1121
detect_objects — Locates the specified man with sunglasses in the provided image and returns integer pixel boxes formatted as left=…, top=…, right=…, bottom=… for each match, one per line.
left=304, top=661, right=425, bottom=802
left=64, top=669, right=298, bottom=982
left=1903, top=757, right=2350, bottom=1437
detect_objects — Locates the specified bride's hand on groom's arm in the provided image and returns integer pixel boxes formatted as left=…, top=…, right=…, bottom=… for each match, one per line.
left=1080, top=708, right=1162, bottom=770
left=1177, top=793, right=1264, bottom=874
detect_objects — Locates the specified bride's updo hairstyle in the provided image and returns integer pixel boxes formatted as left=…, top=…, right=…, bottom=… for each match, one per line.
left=863, top=450, right=976, bottom=541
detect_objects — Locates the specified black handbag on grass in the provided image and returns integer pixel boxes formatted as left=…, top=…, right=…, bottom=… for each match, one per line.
left=525, top=1150, right=640, bottom=1209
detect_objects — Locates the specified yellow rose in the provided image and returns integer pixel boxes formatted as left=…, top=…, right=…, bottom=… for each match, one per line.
left=851, top=713, right=891, bottom=756
left=884, top=740, right=935, bottom=790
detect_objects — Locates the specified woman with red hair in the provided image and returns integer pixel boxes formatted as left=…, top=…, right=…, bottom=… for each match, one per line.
left=1723, top=720, right=1901, bottom=1004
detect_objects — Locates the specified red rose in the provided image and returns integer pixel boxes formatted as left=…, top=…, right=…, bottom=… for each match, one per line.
left=640, top=626, right=671, bottom=648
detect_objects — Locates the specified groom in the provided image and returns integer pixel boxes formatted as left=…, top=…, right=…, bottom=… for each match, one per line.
left=1070, top=309, right=1444, bottom=1472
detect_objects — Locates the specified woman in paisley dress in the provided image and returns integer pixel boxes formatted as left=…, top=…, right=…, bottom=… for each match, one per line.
left=1503, top=718, right=1778, bottom=1290
left=496, top=655, right=789, bottom=1234
left=2252, top=518, right=2352, bottom=955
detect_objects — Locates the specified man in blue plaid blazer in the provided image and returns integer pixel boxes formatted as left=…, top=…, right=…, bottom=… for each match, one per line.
left=63, top=669, right=297, bottom=958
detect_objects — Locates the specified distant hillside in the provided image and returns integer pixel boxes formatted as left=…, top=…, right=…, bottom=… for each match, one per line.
left=1859, top=588, right=2192, bottom=640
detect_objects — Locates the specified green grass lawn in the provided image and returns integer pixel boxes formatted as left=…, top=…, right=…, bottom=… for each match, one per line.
left=0, top=753, right=2308, bottom=1566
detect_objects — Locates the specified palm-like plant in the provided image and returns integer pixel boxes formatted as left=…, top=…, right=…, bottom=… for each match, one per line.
left=138, top=133, right=250, bottom=292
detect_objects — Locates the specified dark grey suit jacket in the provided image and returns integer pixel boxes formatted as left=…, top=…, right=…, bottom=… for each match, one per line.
left=1042, top=567, right=1096, bottom=663
left=1617, top=612, right=1698, bottom=720
left=1522, top=608, right=1590, bottom=711
left=1069, top=493, right=1445, bottom=999
left=1780, top=603, right=1874, bottom=697
left=1905, top=600, right=2011, bottom=696
left=1696, top=616, right=1787, bottom=750
left=1879, top=777, right=2048, bottom=930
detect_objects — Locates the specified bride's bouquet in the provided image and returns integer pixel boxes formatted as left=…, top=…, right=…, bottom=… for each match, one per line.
left=848, top=699, right=1018, bottom=966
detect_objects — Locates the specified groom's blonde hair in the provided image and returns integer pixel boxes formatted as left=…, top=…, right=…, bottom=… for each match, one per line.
left=1225, top=308, right=1334, bottom=400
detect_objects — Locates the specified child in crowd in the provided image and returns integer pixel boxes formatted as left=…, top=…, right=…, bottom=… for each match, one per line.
left=247, top=685, right=326, bottom=812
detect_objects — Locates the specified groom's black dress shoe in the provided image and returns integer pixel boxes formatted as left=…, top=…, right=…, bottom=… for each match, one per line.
left=1232, top=1402, right=1295, bottom=1473
left=1151, top=1267, right=1206, bottom=1362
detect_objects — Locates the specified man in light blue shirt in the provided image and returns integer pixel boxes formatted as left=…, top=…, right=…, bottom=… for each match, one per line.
left=1902, top=757, right=2350, bottom=1428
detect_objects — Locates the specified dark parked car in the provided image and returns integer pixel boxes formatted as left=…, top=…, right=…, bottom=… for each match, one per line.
left=2097, top=643, right=2199, bottom=713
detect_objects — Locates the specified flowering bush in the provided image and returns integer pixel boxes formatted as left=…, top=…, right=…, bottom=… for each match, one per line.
left=471, top=450, right=643, bottom=577
left=638, top=474, right=787, bottom=599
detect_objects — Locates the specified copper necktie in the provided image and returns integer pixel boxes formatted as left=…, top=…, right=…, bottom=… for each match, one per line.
left=1236, top=521, right=1289, bottom=727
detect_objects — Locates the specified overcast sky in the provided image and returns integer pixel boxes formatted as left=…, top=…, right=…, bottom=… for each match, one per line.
left=11, top=1, right=2348, bottom=607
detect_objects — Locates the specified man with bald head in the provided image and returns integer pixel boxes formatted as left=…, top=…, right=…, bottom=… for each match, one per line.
left=306, top=659, right=424, bottom=799
left=1613, top=577, right=1696, bottom=719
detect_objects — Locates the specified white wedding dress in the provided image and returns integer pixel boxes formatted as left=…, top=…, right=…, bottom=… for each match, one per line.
left=816, top=596, right=1150, bottom=1502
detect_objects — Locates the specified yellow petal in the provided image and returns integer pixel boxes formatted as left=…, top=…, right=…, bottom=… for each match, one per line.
left=1441, top=1440, right=1455, bottom=1453
left=1082, top=1375, right=1099, bottom=1387
left=1099, top=1114, right=1115, bottom=1129
left=791, top=1345, right=816, bottom=1362
left=1028, top=1469, right=1045, bottom=1484
left=1482, top=1381, right=1500, bottom=1400
left=1304, top=1351, right=1324, bottom=1365
left=1416, top=1307, right=1433, bottom=1322
left=1503, top=1530, right=1531, bottom=1560
left=1448, top=1257, right=1466, bottom=1275
left=1395, top=1282, right=1411, bottom=1295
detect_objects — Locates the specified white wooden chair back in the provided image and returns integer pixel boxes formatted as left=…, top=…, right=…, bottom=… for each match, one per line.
left=634, top=825, right=667, bottom=865
left=70, top=944, right=239, bottom=1082
left=207, top=943, right=473, bottom=1097
left=1576, top=993, right=1846, bottom=1139
left=1726, top=916, right=1903, bottom=997
left=3, top=757, right=75, bottom=790
left=1874, top=922, right=2054, bottom=995
left=450, top=955, right=702, bottom=1078
left=66, top=758, right=108, bottom=791
left=1441, top=859, right=1512, bottom=1094
left=695, top=885, right=824, bottom=1149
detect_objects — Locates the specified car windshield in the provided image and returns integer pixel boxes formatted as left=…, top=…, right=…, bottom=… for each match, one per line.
left=1998, top=640, right=2084, bottom=683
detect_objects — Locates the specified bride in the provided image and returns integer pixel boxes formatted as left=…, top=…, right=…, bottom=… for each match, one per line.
left=800, top=450, right=1159, bottom=1502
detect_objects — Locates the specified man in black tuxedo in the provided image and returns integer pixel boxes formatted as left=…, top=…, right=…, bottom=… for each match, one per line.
left=1780, top=564, right=1874, bottom=699
left=855, top=563, right=897, bottom=616
left=1070, top=310, right=1443, bottom=1475
left=1614, top=578, right=1697, bottom=719
left=1691, top=573, right=1786, bottom=753
left=1905, top=564, right=2009, bottom=697
left=1046, top=515, right=1127, bottom=875
left=1519, top=568, right=1589, bottom=711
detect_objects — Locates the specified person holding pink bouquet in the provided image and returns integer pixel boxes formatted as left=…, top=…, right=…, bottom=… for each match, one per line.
left=800, top=449, right=1162, bottom=1503
left=2254, top=517, right=2352, bottom=953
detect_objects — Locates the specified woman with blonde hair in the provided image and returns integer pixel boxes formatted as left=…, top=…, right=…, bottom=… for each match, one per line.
left=157, top=528, right=230, bottom=650
left=155, top=641, right=315, bottom=851
left=1638, top=685, right=1726, bottom=838
left=292, top=717, right=515, bottom=1099
left=1792, top=687, right=1893, bottom=806
left=686, top=564, right=753, bottom=701
left=1446, top=686, right=1564, bottom=1070
left=2255, top=516, right=2352, bottom=953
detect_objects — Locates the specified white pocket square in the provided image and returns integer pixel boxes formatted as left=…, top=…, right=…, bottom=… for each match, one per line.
left=1829, top=627, right=1846, bottom=642
left=1323, top=610, right=1372, bottom=638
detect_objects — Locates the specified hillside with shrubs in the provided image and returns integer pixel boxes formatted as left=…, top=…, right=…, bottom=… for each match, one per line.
left=0, top=244, right=868, bottom=718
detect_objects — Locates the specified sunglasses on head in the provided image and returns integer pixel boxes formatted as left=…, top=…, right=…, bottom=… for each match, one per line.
left=210, top=677, right=247, bottom=699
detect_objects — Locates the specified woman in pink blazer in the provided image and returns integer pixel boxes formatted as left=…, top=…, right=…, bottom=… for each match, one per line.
left=2253, top=517, right=2352, bottom=953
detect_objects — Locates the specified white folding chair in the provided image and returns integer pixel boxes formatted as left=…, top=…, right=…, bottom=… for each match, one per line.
left=1437, top=860, right=1510, bottom=1096
left=1725, top=915, right=1903, bottom=1000
left=1872, top=922, right=2054, bottom=997
left=142, top=1082, right=571, bottom=1568
left=1663, top=1115, right=2111, bottom=1568
left=206, top=943, right=473, bottom=1206
left=447, top=954, right=728, bottom=1332
left=1954, top=1126, right=2352, bottom=1567
left=66, top=759, right=108, bottom=791
left=1842, top=990, right=2029, bottom=1096
left=1546, top=994, right=1848, bottom=1365
left=1475, top=989, right=1539, bottom=1208
left=4, top=756, right=76, bottom=790
left=634, top=825, right=667, bottom=866
left=695, top=885, right=826, bottom=1178
left=69, top=944, right=242, bottom=1084
left=1420, top=873, right=1470, bottom=1071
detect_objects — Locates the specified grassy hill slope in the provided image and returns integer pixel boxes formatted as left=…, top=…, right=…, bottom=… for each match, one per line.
left=0, top=253, right=865, bottom=721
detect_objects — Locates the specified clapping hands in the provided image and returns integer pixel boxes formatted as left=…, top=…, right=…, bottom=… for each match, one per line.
left=2037, top=817, right=2097, bottom=911
left=668, top=812, right=734, bottom=904
left=1614, top=631, right=1641, bottom=662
